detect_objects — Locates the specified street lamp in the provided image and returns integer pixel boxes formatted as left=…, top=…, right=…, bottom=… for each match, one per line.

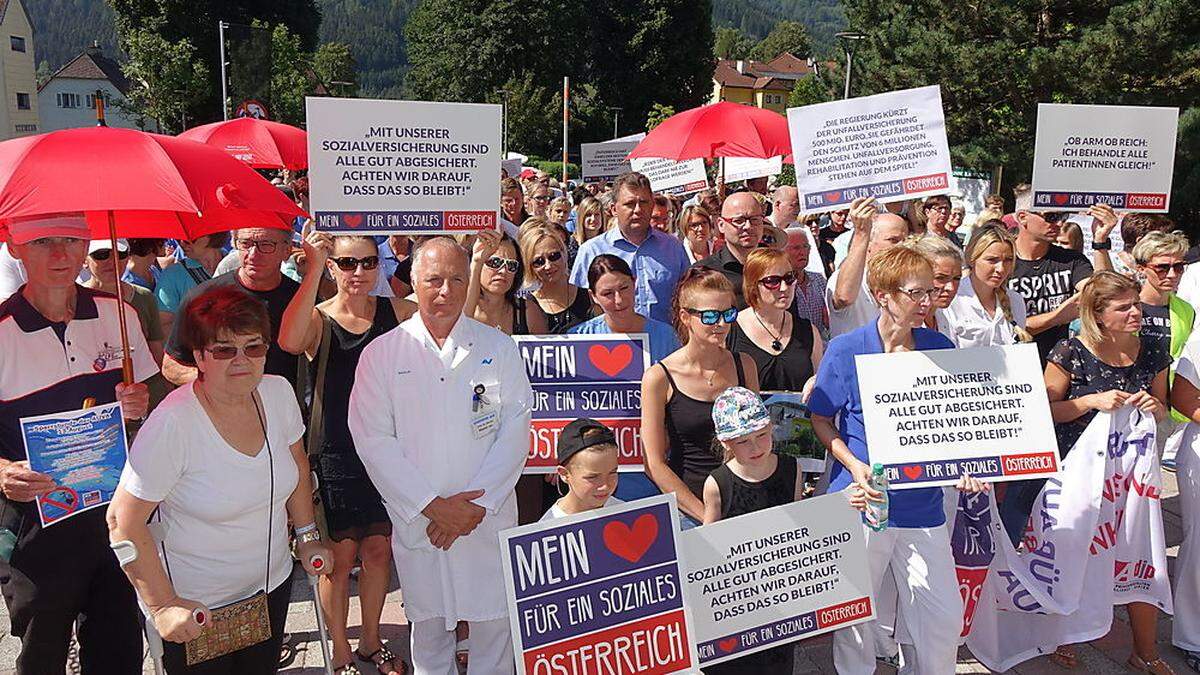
left=835, top=31, right=866, bottom=100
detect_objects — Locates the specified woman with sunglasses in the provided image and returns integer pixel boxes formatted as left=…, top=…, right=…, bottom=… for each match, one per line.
left=808, top=246, right=988, bottom=674
left=641, top=268, right=759, bottom=528
left=1133, top=231, right=1192, bottom=359
left=728, top=248, right=823, bottom=394
left=279, top=232, right=415, bottom=675
left=83, top=238, right=166, bottom=368
left=465, top=229, right=548, bottom=336
left=519, top=226, right=594, bottom=334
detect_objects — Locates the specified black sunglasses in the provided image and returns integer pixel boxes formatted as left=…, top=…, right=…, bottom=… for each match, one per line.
left=532, top=250, right=563, bottom=268
left=759, top=272, right=797, bottom=290
left=206, top=343, right=269, bottom=360
left=330, top=255, right=380, bottom=271
left=485, top=256, right=520, bottom=273
left=685, top=307, right=738, bottom=325
left=89, top=249, right=129, bottom=262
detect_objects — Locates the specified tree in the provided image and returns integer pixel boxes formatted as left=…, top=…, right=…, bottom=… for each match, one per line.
left=748, top=20, right=811, bottom=61
left=119, top=20, right=210, bottom=133
left=268, top=22, right=310, bottom=126
left=313, top=42, right=358, bottom=97
left=491, top=72, right=560, bottom=157
left=646, top=103, right=675, bottom=131
left=714, top=26, right=754, bottom=59
left=1174, top=108, right=1200, bottom=231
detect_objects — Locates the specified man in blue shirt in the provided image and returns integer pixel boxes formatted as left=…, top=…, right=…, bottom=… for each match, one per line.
left=568, top=172, right=689, bottom=323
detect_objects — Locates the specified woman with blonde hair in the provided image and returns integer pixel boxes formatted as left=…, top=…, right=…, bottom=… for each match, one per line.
left=573, top=197, right=606, bottom=248
left=942, top=222, right=1029, bottom=348
left=519, top=225, right=593, bottom=333
left=1132, top=231, right=1193, bottom=358
left=677, top=205, right=712, bottom=264
left=900, top=235, right=962, bottom=337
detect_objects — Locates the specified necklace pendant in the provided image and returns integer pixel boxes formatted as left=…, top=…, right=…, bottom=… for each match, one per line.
left=771, top=339, right=782, bottom=352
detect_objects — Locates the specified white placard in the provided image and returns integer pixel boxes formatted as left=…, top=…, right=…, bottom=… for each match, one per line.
left=501, top=158, right=523, bottom=179
left=1031, top=103, right=1178, bottom=212
left=629, top=156, right=709, bottom=195
left=680, top=494, right=874, bottom=667
left=581, top=140, right=639, bottom=182
left=788, top=85, right=954, bottom=214
left=306, top=97, right=501, bottom=234
left=856, top=343, right=1058, bottom=489
left=720, top=156, right=784, bottom=183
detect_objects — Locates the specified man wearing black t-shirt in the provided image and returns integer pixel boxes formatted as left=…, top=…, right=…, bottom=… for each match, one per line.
left=162, top=227, right=300, bottom=388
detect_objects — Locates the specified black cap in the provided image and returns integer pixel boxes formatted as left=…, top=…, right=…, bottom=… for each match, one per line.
left=557, top=418, right=617, bottom=466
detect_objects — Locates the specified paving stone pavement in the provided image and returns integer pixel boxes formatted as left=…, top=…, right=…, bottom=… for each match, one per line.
left=0, top=472, right=1190, bottom=673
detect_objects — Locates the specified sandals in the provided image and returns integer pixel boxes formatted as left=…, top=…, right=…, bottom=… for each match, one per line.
left=1129, top=653, right=1177, bottom=674
left=1050, top=645, right=1078, bottom=670
left=334, top=663, right=362, bottom=675
left=356, top=645, right=406, bottom=675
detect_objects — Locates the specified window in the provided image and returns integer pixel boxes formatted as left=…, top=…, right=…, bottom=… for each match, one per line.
left=16, top=93, right=30, bottom=110
left=10, top=36, right=25, bottom=52
left=57, top=92, right=82, bottom=109
left=87, top=93, right=106, bottom=109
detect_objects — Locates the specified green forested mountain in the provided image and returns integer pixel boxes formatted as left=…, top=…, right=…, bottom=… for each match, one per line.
left=26, top=0, right=840, bottom=97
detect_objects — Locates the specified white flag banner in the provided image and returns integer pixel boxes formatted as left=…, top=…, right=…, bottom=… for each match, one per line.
left=965, top=407, right=1172, bottom=671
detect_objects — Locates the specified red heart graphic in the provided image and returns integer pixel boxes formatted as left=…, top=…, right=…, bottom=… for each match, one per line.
left=1052, top=194, right=1069, bottom=206
left=825, top=191, right=842, bottom=202
left=902, top=465, right=924, bottom=481
left=602, top=513, right=658, bottom=563
left=589, top=344, right=633, bottom=377
left=343, top=214, right=364, bottom=228
left=719, top=637, right=739, bottom=653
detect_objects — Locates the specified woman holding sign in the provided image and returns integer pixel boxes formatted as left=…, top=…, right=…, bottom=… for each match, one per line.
left=808, top=245, right=988, bottom=675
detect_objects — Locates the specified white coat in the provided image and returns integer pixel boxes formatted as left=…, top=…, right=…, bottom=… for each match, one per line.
left=348, top=314, right=532, bottom=629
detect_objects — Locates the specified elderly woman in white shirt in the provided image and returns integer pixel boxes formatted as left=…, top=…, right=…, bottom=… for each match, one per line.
left=942, top=222, right=1029, bottom=348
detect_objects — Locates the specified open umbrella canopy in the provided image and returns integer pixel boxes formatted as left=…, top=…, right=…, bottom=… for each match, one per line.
left=178, top=117, right=309, bottom=170
left=0, top=126, right=304, bottom=241
left=626, top=101, right=792, bottom=161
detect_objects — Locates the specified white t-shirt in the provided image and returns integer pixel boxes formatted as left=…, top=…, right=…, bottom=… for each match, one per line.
left=539, top=496, right=623, bottom=522
left=119, top=375, right=305, bottom=607
left=941, top=276, right=1028, bottom=348
left=825, top=265, right=879, bottom=339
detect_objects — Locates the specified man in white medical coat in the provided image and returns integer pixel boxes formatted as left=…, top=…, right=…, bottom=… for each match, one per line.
left=349, top=237, right=532, bottom=674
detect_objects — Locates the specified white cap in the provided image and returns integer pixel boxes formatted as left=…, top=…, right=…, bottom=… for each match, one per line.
left=88, top=238, right=129, bottom=255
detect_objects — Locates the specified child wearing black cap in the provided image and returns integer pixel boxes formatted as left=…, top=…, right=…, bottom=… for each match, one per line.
left=540, top=418, right=624, bottom=521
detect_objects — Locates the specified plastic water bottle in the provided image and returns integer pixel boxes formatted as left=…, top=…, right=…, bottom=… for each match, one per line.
left=864, top=463, right=889, bottom=531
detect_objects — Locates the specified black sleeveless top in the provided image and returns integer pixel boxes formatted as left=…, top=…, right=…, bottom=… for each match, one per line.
left=727, top=315, right=815, bottom=392
left=541, top=287, right=594, bottom=334
left=711, top=456, right=797, bottom=520
left=319, top=299, right=399, bottom=455
left=661, top=354, right=746, bottom=499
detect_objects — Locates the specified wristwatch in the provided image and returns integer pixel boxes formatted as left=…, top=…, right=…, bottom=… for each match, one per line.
left=1092, top=240, right=1112, bottom=250
left=296, top=530, right=322, bottom=545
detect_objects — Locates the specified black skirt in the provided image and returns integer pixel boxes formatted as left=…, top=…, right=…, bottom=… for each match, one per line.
left=315, top=448, right=392, bottom=542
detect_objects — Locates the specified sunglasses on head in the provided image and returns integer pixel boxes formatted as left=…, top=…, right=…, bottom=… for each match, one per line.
left=758, top=272, right=797, bottom=290
left=484, top=256, right=520, bottom=273
left=532, top=250, right=563, bottom=268
left=685, top=307, right=738, bottom=325
left=330, top=255, right=379, bottom=271
left=205, top=343, right=269, bottom=360
left=89, top=249, right=129, bottom=261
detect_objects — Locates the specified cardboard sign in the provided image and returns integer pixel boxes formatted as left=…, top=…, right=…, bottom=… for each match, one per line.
left=629, top=156, right=709, bottom=195
left=679, top=493, right=874, bottom=667
left=856, top=343, right=1058, bottom=489
left=788, top=85, right=954, bottom=214
left=306, top=97, right=501, bottom=234
left=582, top=140, right=638, bottom=182
left=515, top=334, right=651, bottom=474
left=1031, top=103, right=1179, bottom=212
left=720, top=156, right=784, bottom=184
left=502, top=158, right=524, bottom=179
left=500, top=495, right=698, bottom=675
left=762, top=392, right=827, bottom=472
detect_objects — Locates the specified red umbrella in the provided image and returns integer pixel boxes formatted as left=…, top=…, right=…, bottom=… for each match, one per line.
left=0, top=126, right=304, bottom=381
left=626, top=102, right=791, bottom=161
left=178, top=117, right=308, bottom=170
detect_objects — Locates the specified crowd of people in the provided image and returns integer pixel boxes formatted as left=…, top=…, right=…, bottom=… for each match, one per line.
left=0, top=162, right=1198, bottom=675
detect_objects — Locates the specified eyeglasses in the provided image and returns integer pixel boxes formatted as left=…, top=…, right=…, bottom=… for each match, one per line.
left=896, top=287, right=938, bottom=302
left=205, top=343, right=269, bottom=360
left=531, top=250, right=563, bottom=268
left=330, top=255, right=380, bottom=271
left=484, top=256, right=520, bottom=273
left=758, top=272, right=798, bottom=290
left=723, top=216, right=766, bottom=228
left=924, top=205, right=951, bottom=214
left=89, top=249, right=129, bottom=262
left=235, top=238, right=285, bottom=253
left=1146, top=262, right=1187, bottom=276
left=685, top=307, right=738, bottom=325
left=531, top=195, right=553, bottom=203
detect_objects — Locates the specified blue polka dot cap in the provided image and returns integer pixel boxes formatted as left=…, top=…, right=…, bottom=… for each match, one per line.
left=712, top=386, right=771, bottom=441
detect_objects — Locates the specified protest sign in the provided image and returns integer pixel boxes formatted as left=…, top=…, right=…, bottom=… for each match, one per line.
left=307, top=97, right=501, bottom=235
left=500, top=494, right=697, bottom=675
left=516, top=334, right=650, bottom=474
left=856, top=343, right=1057, bottom=489
left=788, top=85, right=954, bottom=214
left=720, top=156, right=784, bottom=184
left=21, top=403, right=127, bottom=527
left=1031, top=103, right=1178, bottom=212
left=679, top=493, right=873, bottom=667
left=629, top=156, right=709, bottom=195
left=762, top=392, right=827, bottom=472
left=502, top=158, right=524, bottom=179
left=581, top=140, right=639, bottom=182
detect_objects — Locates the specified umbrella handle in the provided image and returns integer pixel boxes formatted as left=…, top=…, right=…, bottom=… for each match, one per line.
left=107, top=212, right=133, bottom=385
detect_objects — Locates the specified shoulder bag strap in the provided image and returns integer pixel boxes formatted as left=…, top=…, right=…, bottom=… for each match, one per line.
left=305, top=311, right=334, bottom=459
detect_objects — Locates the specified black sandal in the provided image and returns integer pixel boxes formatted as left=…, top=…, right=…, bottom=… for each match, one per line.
left=356, top=645, right=406, bottom=675
left=334, top=663, right=362, bottom=675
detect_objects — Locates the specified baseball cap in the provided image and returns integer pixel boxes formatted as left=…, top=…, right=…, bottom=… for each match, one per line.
left=88, top=238, right=129, bottom=255
left=712, top=386, right=771, bottom=441
left=557, top=418, right=617, bottom=466
left=7, top=213, right=90, bottom=245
